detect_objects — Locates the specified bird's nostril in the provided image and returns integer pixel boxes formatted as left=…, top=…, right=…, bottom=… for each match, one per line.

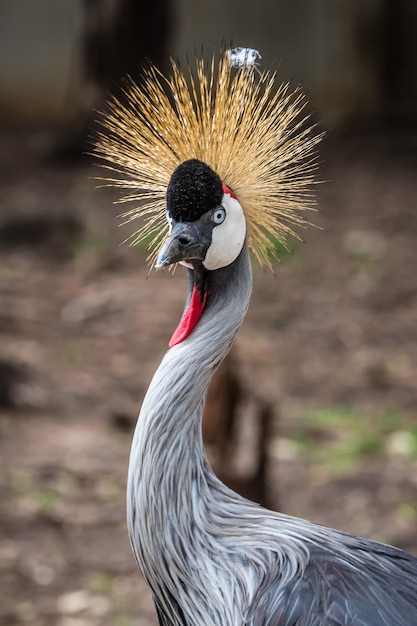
left=178, top=236, right=190, bottom=247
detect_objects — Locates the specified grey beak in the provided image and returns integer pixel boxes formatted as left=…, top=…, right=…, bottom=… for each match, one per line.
left=155, top=221, right=211, bottom=268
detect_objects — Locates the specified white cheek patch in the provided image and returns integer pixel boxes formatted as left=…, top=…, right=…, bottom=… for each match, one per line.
left=203, top=193, right=246, bottom=270
left=166, top=211, right=173, bottom=233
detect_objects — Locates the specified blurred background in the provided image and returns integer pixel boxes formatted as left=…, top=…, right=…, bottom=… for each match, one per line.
left=0, top=1, right=416, bottom=624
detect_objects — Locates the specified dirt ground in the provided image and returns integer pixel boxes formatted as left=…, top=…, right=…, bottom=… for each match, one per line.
left=0, top=124, right=416, bottom=625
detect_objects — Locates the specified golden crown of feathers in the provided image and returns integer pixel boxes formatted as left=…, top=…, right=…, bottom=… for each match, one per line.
left=95, top=47, right=321, bottom=267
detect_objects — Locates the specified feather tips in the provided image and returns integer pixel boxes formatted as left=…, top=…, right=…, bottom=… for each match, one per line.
left=95, top=51, right=322, bottom=266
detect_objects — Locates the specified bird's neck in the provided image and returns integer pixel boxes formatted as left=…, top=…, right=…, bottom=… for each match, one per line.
left=127, top=242, right=252, bottom=597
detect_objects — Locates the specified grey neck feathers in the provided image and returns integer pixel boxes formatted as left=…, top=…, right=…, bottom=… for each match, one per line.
left=130, top=241, right=252, bottom=479
left=127, top=243, right=313, bottom=625
left=127, top=243, right=256, bottom=623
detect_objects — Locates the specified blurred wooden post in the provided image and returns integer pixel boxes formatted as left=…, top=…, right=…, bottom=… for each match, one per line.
left=202, top=350, right=272, bottom=507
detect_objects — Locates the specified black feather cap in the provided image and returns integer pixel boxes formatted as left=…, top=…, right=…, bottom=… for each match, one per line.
left=166, top=159, right=223, bottom=222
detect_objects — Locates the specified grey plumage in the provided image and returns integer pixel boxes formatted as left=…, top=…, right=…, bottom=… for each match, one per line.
left=127, top=240, right=417, bottom=625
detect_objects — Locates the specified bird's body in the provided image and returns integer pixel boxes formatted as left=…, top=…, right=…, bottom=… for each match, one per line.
left=127, top=225, right=417, bottom=625
left=97, top=49, right=417, bottom=625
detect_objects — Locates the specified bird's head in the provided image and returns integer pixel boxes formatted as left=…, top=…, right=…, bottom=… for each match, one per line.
left=95, top=48, right=321, bottom=347
left=157, top=159, right=245, bottom=272
left=155, top=159, right=246, bottom=346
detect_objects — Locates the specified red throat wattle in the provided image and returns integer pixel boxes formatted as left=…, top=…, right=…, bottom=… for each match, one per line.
left=168, top=181, right=233, bottom=348
left=169, top=284, right=208, bottom=348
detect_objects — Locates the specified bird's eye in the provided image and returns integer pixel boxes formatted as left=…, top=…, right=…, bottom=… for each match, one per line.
left=212, top=207, right=226, bottom=225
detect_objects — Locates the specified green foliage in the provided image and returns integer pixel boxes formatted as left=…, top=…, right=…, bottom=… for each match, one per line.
left=73, top=229, right=111, bottom=256
left=113, top=613, right=134, bottom=626
left=350, top=251, right=379, bottom=278
left=89, top=572, right=135, bottom=625
left=268, top=233, right=298, bottom=261
left=396, top=501, right=417, bottom=522
left=131, top=228, right=164, bottom=252
left=290, top=405, right=415, bottom=477
left=61, top=340, right=85, bottom=366
left=90, top=571, right=115, bottom=593
left=261, top=232, right=298, bottom=262
left=36, top=487, right=58, bottom=512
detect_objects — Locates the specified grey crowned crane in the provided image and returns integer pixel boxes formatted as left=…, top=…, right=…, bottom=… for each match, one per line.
left=97, top=49, right=417, bottom=626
